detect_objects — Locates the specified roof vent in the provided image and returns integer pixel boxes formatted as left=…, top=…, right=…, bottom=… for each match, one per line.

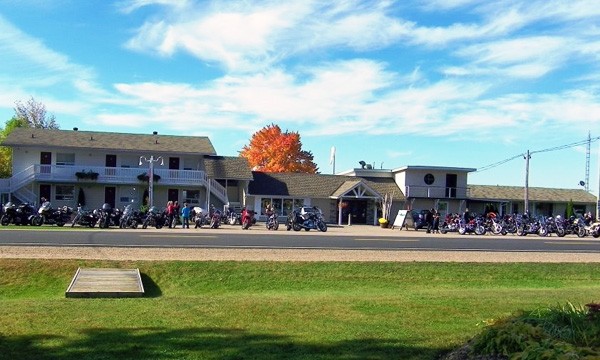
left=73, top=127, right=78, bottom=131
left=152, top=131, right=158, bottom=135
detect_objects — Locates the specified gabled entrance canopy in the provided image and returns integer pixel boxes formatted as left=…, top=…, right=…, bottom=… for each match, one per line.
left=330, top=180, right=382, bottom=200
left=331, top=180, right=382, bottom=225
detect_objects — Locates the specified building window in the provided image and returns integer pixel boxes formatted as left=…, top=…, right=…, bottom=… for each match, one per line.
left=56, top=153, right=75, bottom=166
left=424, top=173, right=435, bottom=185
left=55, top=185, right=75, bottom=201
left=183, top=190, right=200, bottom=204
left=260, top=197, right=304, bottom=215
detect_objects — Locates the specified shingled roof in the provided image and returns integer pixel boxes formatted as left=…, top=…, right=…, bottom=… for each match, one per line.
left=249, top=172, right=403, bottom=199
left=2, top=128, right=216, bottom=155
left=203, top=156, right=253, bottom=180
left=468, top=185, right=597, bottom=203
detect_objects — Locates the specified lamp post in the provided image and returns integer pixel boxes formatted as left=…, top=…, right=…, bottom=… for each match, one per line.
left=139, top=155, right=163, bottom=208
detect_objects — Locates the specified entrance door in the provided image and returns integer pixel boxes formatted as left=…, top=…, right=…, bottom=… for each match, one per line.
left=104, top=187, right=116, bottom=209
left=39, top=184, right=51, bottom=204
left=346, top=200, right=367, bottom=224
left=40, top=152, right=51, bottom=174
left=446, top=174, right=457, bottom=198
left=168, top=189, right=179, bottom=203
left=105, top=155, right=116, bottom=177
left=169, top=157, right=179, bottom=179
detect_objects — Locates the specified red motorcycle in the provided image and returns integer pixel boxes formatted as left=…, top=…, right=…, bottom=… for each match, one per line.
left=241, top=208, right=255, bottom=230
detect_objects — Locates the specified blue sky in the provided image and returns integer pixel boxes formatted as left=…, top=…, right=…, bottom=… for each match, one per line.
left=1, top=0, right=600, bottom=194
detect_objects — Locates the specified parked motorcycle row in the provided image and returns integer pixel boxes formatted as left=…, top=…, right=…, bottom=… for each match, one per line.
left=437, top=212, right=600, bottom=237
left=1, top=201, right=73, bottom=227
left=0, top=202, right=332, bottom=233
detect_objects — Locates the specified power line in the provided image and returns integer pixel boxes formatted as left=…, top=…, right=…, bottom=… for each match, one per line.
left=475, top=136, right=600, bottom=173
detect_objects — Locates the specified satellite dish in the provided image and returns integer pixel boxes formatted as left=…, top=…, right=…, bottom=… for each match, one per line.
left=579, top=181, right=585, bottom=186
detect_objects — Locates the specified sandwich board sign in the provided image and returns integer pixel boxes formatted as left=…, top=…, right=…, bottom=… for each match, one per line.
left=392, top=210, right=412, bottom=230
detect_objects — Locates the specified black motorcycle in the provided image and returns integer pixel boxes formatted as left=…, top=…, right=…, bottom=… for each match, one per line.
left=192, top=207, right=210, bottom=228
left=71, top=205, right=98, bottom=227
left=142, top=206, right=166, bottom=229
left=95, top=203, right=117, bottom=228
left=1, top=202, right=36, bottom=226
left=119, top=204, right=143, bottom=229
left=286, top=206, right=327, bottom=232
left=31, top=201, right=72, bottom=227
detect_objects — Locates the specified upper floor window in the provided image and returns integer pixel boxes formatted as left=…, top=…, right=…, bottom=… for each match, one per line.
left=56, top=153, right=75, bottom=166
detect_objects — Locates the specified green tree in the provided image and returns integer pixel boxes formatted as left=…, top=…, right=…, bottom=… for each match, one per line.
left=565, top=199, right=574, bottom=218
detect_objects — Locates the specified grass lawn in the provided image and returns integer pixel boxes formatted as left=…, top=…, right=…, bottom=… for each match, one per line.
left=0, top=259, right=598, bottom=359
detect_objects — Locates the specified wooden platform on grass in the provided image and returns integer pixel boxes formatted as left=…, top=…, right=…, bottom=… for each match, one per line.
left=65, top=268, right=145, bottom=298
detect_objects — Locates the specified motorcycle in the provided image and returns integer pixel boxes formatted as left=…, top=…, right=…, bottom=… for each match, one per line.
left=265, top=212, right=279, bottom=230
left=119, top=204, right=143, bottom=229
left=458, top=215, right=486, bottom=235
left=241, top=209, right=256, bottom=230
left=439, top=213, right=460, bottom=234
left=192, top=207, right=209, bottom=228
left=31, top=201, right=72, bottom=226
left=224, top=209, right=240, bottom=225
left=142, top=206, right=167, bottom=229
left=0, top=202, right=36, bottom=226
left=209, top=209, right=222, bottom=229
left=71, top=205, right=98, bottom=227
left=286, top=206, right=327, bottom=232
left=95, top=203, right=118, bottom=228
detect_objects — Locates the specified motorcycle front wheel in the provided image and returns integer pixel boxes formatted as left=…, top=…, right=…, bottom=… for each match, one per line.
left=317, top=221, right=327, bottom=232
left=0, top=215, right=9, bottom=226
left=31, top=216, right=44, bottom=226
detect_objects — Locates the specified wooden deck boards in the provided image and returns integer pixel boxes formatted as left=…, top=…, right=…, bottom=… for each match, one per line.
left=65, top=268, right=145, bottom=298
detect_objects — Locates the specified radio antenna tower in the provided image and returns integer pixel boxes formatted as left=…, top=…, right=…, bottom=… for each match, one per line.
left=585, top=131, right=591, bottom=192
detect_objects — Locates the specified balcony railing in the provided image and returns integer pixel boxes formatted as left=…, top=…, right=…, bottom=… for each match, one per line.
left=405, top=185, right=467, bottom=199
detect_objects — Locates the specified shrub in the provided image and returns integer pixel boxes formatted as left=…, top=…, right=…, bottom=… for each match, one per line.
left=471, top=303, right=600, bottom=359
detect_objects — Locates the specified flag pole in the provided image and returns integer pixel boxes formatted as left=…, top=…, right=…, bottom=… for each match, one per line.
left=330, top=146, right=336, bottom=175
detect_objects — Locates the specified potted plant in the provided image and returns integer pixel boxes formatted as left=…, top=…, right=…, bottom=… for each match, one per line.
left=378, top=218, right=389, bottom=228
left=75, top=170, right=88, bottom=180
left=75, top=170, right=99, bottom=180
left=86, top=170, right=99, bottom=180
left=137, top=173, right=161, bottom=182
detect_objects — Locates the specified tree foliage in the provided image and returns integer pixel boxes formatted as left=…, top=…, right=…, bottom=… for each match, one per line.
left=0, top=98, right=59, bottom=177
left=240, top=124, right=318, bottom=173
left=13, top=97, right=59, bottom=129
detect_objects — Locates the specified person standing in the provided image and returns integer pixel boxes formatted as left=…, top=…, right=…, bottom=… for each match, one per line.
left=181, top=202, right=190, bottom=229
left=172, top=201, right=180, bottom=228
left=166, top=201, right=174, bottom=228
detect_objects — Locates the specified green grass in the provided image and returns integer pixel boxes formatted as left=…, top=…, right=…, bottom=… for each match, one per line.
left=0, top=260, right=599, bottom=359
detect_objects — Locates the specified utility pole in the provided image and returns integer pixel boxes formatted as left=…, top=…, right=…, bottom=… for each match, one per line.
left=524, top=150, right=530, bottom=214
left=597, top=139, right=600, bottom=220
left=585, top=131, right=591, bottom=192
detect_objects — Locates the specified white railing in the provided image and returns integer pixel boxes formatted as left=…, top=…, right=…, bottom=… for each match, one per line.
left=405, top=185, right=468, bottom=199
left=3, top=164, right=230, bottom=203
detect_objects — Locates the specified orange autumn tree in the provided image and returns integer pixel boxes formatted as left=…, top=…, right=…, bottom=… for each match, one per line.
left=240, top=124, right=318, bottom=173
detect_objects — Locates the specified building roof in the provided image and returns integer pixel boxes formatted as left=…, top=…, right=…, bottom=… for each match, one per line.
left=468, top=185, right=597, bottom=203
left=248, top=172, right=404, bottom=199
left=203, top=156, right=253, bottom=180
left=392, top=165, right=477, bottom=173
left=2, top=128, right=216, bottom=155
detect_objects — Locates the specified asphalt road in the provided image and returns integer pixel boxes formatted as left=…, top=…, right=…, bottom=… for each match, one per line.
left=1, top=225, right=600, bottom=254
